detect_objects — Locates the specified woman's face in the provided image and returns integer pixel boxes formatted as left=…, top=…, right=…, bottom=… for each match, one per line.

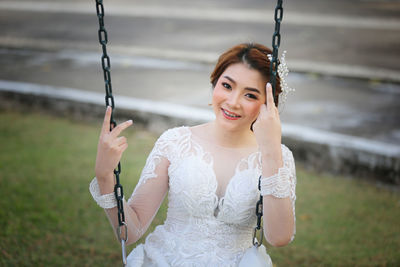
left=212, top=63, right=266, bottom=132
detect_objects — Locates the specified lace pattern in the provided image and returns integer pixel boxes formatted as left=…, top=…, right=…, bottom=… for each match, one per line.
left=260, top=168, right=291, bottom=198
left=89, top=177, right=118, bottom=209
left=120, top=126, right=296, bottom=265
left=131, top=128, right=183, bottom=194
left=262, top=146, right=298, bottom=243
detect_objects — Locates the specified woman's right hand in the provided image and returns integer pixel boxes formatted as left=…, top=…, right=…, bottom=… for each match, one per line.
left=95, top=106, right=133, bottom=181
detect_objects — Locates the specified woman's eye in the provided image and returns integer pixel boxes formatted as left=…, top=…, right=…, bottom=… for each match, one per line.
left=222, top=82, right=231, bottom=90
left=245, top=93, right=258, bottom=100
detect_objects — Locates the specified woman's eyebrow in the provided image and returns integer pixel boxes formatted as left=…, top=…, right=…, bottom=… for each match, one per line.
left=245, top=87, right=261, bottom=94
left=223, top=75, right=261, bottom=94
left=223, top=75, right=236, bottom=84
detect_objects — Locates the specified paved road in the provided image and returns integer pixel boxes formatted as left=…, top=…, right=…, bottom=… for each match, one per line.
left=0, top=0, right=399, bottom=146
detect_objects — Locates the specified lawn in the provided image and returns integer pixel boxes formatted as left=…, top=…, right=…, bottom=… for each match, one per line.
left=0, top=110, right=399, bottom=266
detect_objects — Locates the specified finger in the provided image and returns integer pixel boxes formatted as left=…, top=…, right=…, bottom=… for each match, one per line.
left=116, top=136, right=127, bottom=146
left=119, top=143, right=129, bottom=153
left=111, top=120, right=133, bottom=137
left=101, top=106, right=112, bottom=134
left=258, top=101, right=267, bottom=114
left=275, top=106, right=280, bottom=116
left=266, top=83, right=274, bottom=108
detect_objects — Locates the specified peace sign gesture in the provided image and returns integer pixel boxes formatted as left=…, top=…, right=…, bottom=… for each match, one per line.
left=252, top=83, right=282, bottom=157
left=95, top=106, right=133, bottom=181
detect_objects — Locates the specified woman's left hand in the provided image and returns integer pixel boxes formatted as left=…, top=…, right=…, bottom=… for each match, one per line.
left=252, top=83, right=282, bottom=155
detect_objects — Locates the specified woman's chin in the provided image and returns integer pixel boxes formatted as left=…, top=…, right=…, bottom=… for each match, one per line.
left=216, top=117, right=251, bottom=132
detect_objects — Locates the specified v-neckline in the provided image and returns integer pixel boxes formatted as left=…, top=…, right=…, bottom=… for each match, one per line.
left=185, top=127, right=260, bottom=208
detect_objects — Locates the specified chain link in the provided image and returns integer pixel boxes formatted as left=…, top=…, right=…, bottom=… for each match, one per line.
left=253, top=175, right=264, bottom=247
left=94, top=0, right=127, bottom=265
left=270, top=0, right=283, bottom=105
left=253, top=0, right=284, bottom=247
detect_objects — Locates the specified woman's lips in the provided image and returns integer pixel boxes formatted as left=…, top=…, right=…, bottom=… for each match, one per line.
left=221, top=108, right=241, bottom=120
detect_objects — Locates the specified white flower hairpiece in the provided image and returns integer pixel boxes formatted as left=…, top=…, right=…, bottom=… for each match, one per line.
left=267, top=51, right=295, bottom=107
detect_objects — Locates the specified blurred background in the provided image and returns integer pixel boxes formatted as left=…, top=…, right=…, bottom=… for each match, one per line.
left=1, top=0, right=399, bottom=140
left=1, top=0, right=399, bottom=177
left=0, top=0, right=399, bottom=265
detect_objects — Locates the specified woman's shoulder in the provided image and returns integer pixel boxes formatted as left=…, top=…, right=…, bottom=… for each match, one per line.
left=157, top=126, right=190, bottom=142
left=159, top=122, right=210, bottom=140
left=187, top=122, right=212, bottom=140
left=280, top=143, right=292, bottom=153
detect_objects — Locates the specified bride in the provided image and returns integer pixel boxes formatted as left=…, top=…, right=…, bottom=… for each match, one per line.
left=90, top=43, right=296, bottom=266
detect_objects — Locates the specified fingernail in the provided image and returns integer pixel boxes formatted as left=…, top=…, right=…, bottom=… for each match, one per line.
left=267, top=82, right=271, bottom=87
left=128, top=120, right=133, bottom=124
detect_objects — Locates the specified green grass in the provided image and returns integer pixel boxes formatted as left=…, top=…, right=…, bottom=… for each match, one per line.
left=0, top=110, right=399, bottom=266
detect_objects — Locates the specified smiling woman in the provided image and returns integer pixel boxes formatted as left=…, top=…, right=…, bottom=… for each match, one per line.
left=89, top=43, right=296, bottom=267
left=212, top=61, right=268, bottom=132
left=211, top=43, right=282, bottom=103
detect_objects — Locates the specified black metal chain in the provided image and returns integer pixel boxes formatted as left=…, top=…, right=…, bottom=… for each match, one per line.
left=270, top=0, right=283, bottom=105
left=94, top=0, right=127, bottom=265
left=253, top=0, right=284, bottom=247
left=253, top=176, right=264, bottom=247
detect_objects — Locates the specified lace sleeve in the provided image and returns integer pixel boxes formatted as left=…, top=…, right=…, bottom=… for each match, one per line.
left=124, top=129, right=177, bottom=242
left=130, top=128, right=174, bottom=194
left=90, top=129, right=177, bottom=245
left=260, top=145, right=297, bottom=243
left=282, top=145, right=297, bottom=242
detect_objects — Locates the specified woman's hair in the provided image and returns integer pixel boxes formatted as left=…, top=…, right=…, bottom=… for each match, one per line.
left=210, top=43, right=281, bottom=102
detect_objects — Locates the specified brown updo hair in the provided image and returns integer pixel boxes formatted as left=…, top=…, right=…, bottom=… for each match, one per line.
left=210, top=43, right=281, bottom=105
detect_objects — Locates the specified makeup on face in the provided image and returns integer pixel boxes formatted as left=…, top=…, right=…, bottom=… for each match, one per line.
left=212, top=63, right=266, bottom=129
left=223, top=75, right=262, bottom=100
left=221, top=107, right=241, bottom=120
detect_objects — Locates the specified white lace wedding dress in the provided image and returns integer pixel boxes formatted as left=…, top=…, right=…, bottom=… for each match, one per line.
left=119, top=126, right=296, bottom=266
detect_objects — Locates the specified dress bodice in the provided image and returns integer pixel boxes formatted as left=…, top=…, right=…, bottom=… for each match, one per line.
left=167, top=127, right=261, bottom=224
left=126, top=126, right=296, bottom=266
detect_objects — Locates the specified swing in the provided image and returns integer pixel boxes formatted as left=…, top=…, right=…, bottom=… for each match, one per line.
left=93, top=0, right=284, bottom=265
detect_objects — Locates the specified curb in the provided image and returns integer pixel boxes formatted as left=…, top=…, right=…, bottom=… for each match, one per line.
left=1, top=37, right=400, bottom=84
left=1, top=80, right=399, bottom=185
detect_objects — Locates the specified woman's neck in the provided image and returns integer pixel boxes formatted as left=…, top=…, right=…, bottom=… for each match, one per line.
left=208, top=121, right=257, bottom=149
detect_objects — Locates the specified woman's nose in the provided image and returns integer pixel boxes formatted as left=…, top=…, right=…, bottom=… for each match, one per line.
left=227, top=92, right=240, bottom=108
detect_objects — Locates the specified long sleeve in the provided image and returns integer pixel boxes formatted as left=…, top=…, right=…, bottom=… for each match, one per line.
left=90, top=129, right=174, bottom=245
left=281, top=145, right=297, bottom=242
left=261, top=145, right=297, bottom=245
left=124, top=130, right=173, bottom=243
